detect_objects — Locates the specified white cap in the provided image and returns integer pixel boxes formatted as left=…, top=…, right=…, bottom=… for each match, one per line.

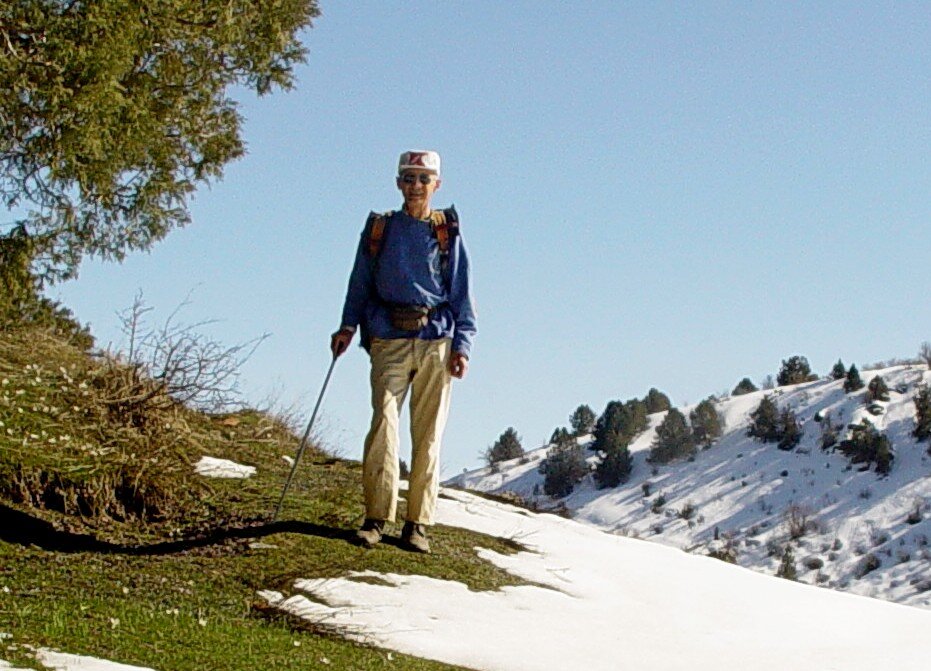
left=398, top=150, right=440, bottom=175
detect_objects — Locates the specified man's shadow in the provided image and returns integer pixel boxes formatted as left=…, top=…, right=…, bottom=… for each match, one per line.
left=0, top=504, right=358, bottom=556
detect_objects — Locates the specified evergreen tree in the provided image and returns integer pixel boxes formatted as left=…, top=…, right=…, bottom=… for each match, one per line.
left=844, top=365, right=865, bottom=393
left=1, top=1, right=320, bottom=285
left=776, top=546, right=798, bottom=581
left=539, top=433, right=589, bottom=498
left=777, top=355, right=815, bottom=386
left=484, top=427, right=524, bottom=466
left=592, top=399, right=648, bottom=452
left=819, top=412, right=839, bottom=451
left=593, top=431, right=633, bottom=488
left=732, top=377, right=758, bottom=396
left=867, top=375, right=890, bottom=403
left=569, top=404, right=597, bottom=436
left=649, top=409, right=696, bottom=464
left=748, top=395, right=781, bottom=443
left=831, top=359, right=847, bottom=381
left=550, top=426, right=572, bottom=445
left=690, top=397, right=723, bottom=447
left=643, top=388, right=672, bottom=414
left=777, top=407, right=802, bottom=451
left=838, top=420, right=894, bottom=474
left=913, top=384, right=931, bottom=443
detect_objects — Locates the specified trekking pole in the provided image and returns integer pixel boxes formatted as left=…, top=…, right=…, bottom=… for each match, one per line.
left=271, top=354, right=338, bottom=522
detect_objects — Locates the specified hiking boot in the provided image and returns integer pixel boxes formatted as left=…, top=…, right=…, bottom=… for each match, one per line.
left=356, top=519, right=385, bottom=549
left=401, top=521, right=431, bottom=554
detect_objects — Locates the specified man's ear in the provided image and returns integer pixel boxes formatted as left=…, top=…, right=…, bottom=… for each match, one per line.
left=434, top=178, right=442, bottom=191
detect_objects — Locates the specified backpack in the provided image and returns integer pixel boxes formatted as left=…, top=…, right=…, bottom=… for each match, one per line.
left=365, top=206, right=459, bottom=283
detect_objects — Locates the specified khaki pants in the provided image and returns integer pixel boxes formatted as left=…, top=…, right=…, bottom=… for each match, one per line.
left=363, top=337, right=453, bottom=525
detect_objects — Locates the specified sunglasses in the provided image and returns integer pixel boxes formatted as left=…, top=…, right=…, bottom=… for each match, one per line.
left=400, top=173, right=437, bottom=185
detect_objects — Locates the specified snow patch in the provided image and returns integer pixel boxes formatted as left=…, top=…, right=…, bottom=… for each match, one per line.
left=194, top=456, right=255, bottom=479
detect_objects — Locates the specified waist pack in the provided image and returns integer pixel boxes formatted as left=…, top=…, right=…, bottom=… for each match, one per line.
left=388, top=305, right=433, bottom=332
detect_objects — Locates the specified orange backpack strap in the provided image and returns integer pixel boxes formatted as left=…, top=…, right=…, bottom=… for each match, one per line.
left=365, top=211, right=391, bottom=259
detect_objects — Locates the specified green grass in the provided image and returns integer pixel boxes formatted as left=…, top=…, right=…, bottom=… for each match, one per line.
left=0, top=327, right=525, bottom=670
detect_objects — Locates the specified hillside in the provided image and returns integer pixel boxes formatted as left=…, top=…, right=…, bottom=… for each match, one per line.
left=448, top=364, right=931, bottom=609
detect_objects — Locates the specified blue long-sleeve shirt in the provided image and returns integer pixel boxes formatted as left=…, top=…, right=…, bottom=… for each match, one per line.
left=340, top=209, right=477, bottom=358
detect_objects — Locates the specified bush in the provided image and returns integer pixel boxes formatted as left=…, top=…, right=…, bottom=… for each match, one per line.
left=776, top=546, right=797, bottom=581
left=914, top=384, right=931, bottom=443
left=777, top=355, right=816, bottom=386
left=484, top=427, right=524, bottom=466
left=844, top=364, right=864, bottom=393
left=539, top=434, right=589, bottom=498
left=867, top=375, right=890, bottom=403
left=819, top=412, right=839, bottom=451
left=649, top=408, right=695, bottom=464
left=569, top=404, right=596, bottom=436
left=838, top=420, right=894, bottom=474
left=919, top=342, right=931, bottom=368
left=732, top=377, right=758, bottom=396
left=690, top=397, right=723, bottom=447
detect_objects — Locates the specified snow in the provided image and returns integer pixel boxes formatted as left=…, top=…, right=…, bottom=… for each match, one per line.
left=0, top=650, right=152, bottom=671
left=448, top=365, right=931, bottom=609
left=193, top=456, right=256, bottom=479
left=262, top=486, right=931, bottom=670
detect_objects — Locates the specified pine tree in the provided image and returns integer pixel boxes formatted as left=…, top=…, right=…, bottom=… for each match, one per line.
left=690, top=397, right=723, bottom=447
left=913, top=384, right=931, bottom=442
left=540, top=434, right=589, bottom=498
left=844, top=365, right=864, bottom=393
left=550, top=426, right=572, bottom=445
left=592, top=399, right=648, bottom=452
left=1, top=0, right=320, bottom=285
left=831, top=359, right=847, bottom=381
left=643, top=388, right=672, bottom=414
left=593, top=431, right=633, bottom=488
left=650, top=409, right=695, bottom=464
left=484, top=427, right=524, bottom=466
left=732, top=377, right=758, bottom=396
left=748, top=395, right=781, bottom=443
left=838, top=420, right=894, bottom=474
left=777, top=407, right=802, bottom=451
left=569, top=404, right=597, bottom=436
left=867, top=375, right=890, bottom=402
left=777, top=355, right=815, bottom=386
left=776, top=546, right=797, bottom=581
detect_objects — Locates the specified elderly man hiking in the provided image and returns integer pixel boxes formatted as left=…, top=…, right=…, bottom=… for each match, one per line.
left=330, top=150, right=477, bottom=554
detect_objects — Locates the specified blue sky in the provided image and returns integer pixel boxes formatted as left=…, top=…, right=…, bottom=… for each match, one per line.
left=54, top=2, right=931, bottom=475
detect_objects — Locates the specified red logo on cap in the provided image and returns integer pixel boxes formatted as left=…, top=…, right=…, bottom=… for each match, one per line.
left=407, top=152, right=427, bottom=166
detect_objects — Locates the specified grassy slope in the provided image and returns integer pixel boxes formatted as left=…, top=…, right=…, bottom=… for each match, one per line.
left=0, top=327, right=521, bottom=670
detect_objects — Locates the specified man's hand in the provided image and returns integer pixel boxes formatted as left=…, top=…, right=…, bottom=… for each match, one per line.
left=330, top=328, right=354, bottom=358
left=449, top=351, right=469, bottom=379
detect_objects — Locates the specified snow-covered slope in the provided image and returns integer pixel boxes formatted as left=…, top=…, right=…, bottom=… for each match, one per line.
left=263, top=486, right=931, bottom=671
left=448, top=364, right=931, bottom=609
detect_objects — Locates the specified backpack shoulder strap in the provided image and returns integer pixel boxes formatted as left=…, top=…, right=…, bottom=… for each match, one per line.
left=429, top=205, right=459, bottom=254
left=365, top=210, right=392, bottom=259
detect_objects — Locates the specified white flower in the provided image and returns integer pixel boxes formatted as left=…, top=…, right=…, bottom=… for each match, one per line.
left=0, top=420, right=4, bottom=427
left=1, top=378, right=8, bottom=385
left=198, top=617, right=208, bottom=627
left=109, top=618, right=120, bottom=629
left=292, top=641, right=301, bottom=647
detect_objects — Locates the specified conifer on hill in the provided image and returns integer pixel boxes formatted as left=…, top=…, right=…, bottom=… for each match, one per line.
left=569, top=404, right=597, bottom=436
left=650, top=409, right=696, bottom=464
left=690, top=397, right=723, bottom=447
left=732, top=377, right=758, bottom=396
left=592, top=399, right=648, bottom=452
left=748, top=395, right=781, bottom=443
left=844, top=365, right=865, bottom=393
left=838, top=420, right=894, bottom=474
left=484, top=427, right=524, bottom=467
left=831, top=359, right=847, bottom=381
left=593, top=431, right=633, bottom=488
left=867, top=375, right=890, bottom=403
left=643, top=388, right=672, bottom=414
left=539, top=433, right=589, bottom=498
left=777, top=355, right=816, bottom=386
left=914, top=384, right=931, bottom=443
left=777, top=407, right=802, bottom=451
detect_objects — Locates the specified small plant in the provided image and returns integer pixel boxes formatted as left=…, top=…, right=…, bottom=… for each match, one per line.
left=854, top=553, right=882, bottom=579
left=679, top=502, right=697, bottom=520
left=776, top=546, right=798, bottom=580
left=867, top=375, right=890, bottom=402
left=786, top=505, right=812, bottom=540
left=651, top=493, right=667, bottom=514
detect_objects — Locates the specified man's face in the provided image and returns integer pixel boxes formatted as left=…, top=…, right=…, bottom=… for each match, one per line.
left=397, top=169, right=441, bottom=208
